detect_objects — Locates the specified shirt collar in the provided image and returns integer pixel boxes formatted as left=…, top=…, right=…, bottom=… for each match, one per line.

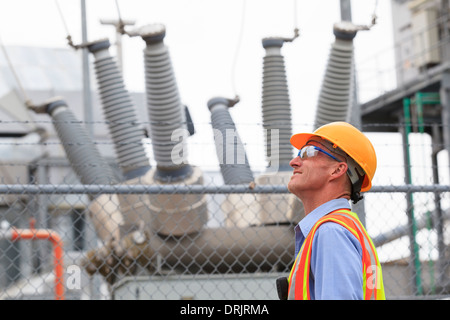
left=296, top=198, right=351, bottom=238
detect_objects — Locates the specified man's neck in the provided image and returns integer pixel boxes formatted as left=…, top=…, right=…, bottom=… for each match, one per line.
left=301, top=191, right=350, bottom=216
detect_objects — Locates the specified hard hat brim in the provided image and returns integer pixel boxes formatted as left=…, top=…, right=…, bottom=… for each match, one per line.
left=290, top=133, right=315, bottom=150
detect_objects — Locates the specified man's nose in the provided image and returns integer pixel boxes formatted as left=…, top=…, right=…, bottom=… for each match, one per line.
left=289, top=155, right=301, bottom=168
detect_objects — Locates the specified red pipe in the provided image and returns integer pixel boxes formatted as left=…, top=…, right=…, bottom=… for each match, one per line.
left=10, top=227, right=65, bottom=300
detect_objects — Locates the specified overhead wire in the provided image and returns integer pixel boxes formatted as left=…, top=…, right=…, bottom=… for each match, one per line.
left=0, top=0, right=86, bottom=110
left=230, top=0, right=299, bottom=102
left=114, top=0, right=123, bottom=22
left=54, top=0, right=82, bottom=49
left=230, top=0, right=247, bottom=102
left=54, top=0, right=71, bottom=38
left=112, top=0, right=128, bottom=36
left=292, top=0, right=299, bottom=39
left=372, top=0, right=379, bottom=25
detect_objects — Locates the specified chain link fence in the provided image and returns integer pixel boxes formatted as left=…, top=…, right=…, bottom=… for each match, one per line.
left=0, top=161, right=449, bottom=300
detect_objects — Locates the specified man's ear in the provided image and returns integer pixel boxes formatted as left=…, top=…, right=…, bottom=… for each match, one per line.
left=330, top=162, right=348, bottom=181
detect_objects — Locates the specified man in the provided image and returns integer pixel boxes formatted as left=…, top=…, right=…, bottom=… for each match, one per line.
left=285, top=121, right=385, bottom=300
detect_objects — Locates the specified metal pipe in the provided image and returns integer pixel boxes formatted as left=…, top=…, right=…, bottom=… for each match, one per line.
left=207, top=97, right=254, bottom=184
left=261, top=38, right=293, bottom=169
left=86, top=39, right=150, bottom=180
left=431, top=123, right=447, bottom=284
left=140, top=24, right=191, bottom=179
left=373, top=209, right=450, bottom=247
left=207, top=97, right=257, bottom=227
left=2, top=226, right=65, bottom=300
left=314, top=23, right=356, bottom=129
left=29, top=97, right=119, bottom=186
left=401, top=100, right=423, bottom=295
left=83, top=224, right=294, bottom=281
left=2, top=183, right=449, bottom=195
left=81, top=0, right=93, bottom=137
left=138, top=24, right=207, bottom=236
left=28, top=98, right=124, bottom=244
left=256, top=37, right=304, bottom=226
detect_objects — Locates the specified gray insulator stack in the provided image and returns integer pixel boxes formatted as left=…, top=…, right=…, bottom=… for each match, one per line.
left=207, top=97, right=254, bottom=184
left=87, top=39, right=150, bottom=180
left=140, top=24, right=191, bottom=180
left=261, top=38, right=293, bottom=170
left=314, top=25, right=357, bottom=129
left=44, top=99, right=118, bottom=185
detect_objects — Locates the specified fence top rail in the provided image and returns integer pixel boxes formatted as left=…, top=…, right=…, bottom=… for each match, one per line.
left=0, top=184, right=449, bottom=194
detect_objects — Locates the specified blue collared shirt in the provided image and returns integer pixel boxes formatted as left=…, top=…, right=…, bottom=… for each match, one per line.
left=294, top=198, right=364, bottom=299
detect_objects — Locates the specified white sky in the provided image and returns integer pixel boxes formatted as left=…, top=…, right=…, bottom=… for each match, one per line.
left=0, top=0, right=397, bottom=173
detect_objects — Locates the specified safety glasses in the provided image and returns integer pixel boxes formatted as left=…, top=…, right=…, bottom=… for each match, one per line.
left=297, top=145, right=340, bottom=162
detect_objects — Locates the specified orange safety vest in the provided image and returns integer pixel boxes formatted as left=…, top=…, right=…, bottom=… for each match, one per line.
left=287, top=209, right=385, bottom=300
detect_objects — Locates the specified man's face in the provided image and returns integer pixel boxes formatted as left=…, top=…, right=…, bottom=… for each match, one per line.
left=287, top=139, right=342, bottom=199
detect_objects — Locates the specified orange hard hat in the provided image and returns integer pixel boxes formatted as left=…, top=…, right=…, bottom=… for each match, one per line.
left=290, top=122, right=377, bottom=192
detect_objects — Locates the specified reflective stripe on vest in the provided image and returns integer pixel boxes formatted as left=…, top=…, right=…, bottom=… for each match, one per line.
left=287, top=209, right=385, bottom=300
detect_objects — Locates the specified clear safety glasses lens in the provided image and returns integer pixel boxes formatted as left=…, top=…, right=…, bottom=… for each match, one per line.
left=297, top=145, right=340, bottom=162
left=298, top=146, right=318, bottom=159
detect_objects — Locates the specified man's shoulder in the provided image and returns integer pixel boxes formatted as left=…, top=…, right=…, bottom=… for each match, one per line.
left=314, top=219, right=362, bottom=248
left=316, top=220, right=349, bottom=233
